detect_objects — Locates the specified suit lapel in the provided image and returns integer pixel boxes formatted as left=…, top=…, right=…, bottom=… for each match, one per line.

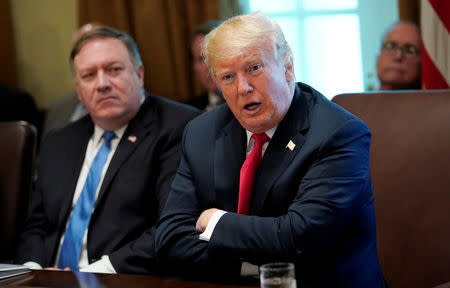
left=57, top=119, right=93, bottom=226
left=95, top=97, right=154, bottom=206
left=214, top=115, right=246, bottom=212
left=250, top=85, right=310, bottom=214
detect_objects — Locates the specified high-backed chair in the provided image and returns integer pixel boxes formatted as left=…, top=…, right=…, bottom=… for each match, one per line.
left=0, top=121, right=36, bottom=262
left=332, top=90, right=450, bottom=288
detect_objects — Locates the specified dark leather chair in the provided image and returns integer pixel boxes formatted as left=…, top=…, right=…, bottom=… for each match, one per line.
left=332, top=90, right=450, bottom=288
left=434, top=282, right=450, bottom=288
left=0, top=121, right=36, bottom=262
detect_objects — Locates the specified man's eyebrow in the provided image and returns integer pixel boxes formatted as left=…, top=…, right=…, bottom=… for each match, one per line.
left=241, top=56, right=264, bottom=69
left=216, top=69, right=232, bottom=78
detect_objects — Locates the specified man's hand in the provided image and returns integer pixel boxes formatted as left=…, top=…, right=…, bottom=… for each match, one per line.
left=44, top=267, right=71, bottom=271
left=196, top=208, right=219, bottom=232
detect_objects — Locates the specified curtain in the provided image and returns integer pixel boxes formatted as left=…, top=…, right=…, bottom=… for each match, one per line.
left=78, top=0, right=241, bottom=102
left=397, top=0, right=420, bottom=24
left=0, top=0, right=16, bottom=86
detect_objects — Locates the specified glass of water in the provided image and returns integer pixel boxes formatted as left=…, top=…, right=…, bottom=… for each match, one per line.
left=259, top=262, right=296, bottom=288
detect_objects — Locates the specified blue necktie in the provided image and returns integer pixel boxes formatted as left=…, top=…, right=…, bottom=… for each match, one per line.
left=57, top=131, right=116, bottom=270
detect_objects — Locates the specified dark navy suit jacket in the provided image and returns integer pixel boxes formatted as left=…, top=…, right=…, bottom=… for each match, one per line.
left=155, top=83, right=385, bottom=287
left=16, top=94, right=200, bottom=274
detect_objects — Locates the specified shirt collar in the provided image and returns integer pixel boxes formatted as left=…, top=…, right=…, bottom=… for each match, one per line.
left=91, top=92, right=144, bottom=144
left=92, top=124, right=128, bottom=145
left=245, top=125, right=278, bottom=147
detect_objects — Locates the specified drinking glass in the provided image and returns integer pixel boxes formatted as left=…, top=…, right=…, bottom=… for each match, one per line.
left=259, top=262, right=296, bottom=288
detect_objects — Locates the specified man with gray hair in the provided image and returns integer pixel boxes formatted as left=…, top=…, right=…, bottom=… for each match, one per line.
left=16, top=26, right=199, bottom=274
left=376, top=21, right=422, bottom=90
left=155, top=13, right=385, bottom=287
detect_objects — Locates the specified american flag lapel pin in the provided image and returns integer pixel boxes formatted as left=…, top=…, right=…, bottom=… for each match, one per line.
left=128, top=135, right=137, bottom=143
left=286, top=140, right=296, bottom=151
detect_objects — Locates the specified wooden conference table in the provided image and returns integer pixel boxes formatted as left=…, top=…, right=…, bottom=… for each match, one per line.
left=0, top=270, right=260, bottom=288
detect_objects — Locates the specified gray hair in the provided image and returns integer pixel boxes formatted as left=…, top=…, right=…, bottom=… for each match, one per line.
left=381, top=21, right=420, bottom=45
left=69, top=26, right=143, bottom=77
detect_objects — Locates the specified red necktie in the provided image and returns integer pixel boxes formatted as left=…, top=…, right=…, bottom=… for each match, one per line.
left=238, top=133, right=270, bottom=214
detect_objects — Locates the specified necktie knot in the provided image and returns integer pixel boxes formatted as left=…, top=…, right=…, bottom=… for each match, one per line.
left=103, top=131, right=116, bottom=148
left=251, top=133, right=270, bottom=148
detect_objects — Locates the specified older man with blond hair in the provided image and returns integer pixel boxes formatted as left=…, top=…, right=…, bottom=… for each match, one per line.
left=156, top=13, right=385, bottom=288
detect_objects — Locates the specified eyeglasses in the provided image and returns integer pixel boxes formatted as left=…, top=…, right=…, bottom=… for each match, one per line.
left=381, top=41, right=420, bottom=57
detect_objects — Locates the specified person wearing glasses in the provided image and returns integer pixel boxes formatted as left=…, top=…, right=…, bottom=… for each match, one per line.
left=376, top=21, right=422, bottom=90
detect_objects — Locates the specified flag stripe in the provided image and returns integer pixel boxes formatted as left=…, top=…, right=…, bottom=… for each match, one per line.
left=428, top=0, right=450, bottom=32
left=421, top=42, right=450, bottom=89
left=421, top=0, right=450, bottom=88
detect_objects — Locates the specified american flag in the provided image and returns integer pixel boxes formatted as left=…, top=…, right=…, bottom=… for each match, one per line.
left=421, top=0, right=450, bottom=89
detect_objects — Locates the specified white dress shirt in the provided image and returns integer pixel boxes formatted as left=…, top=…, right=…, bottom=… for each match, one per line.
left=205, top=91, right=223, bottom=111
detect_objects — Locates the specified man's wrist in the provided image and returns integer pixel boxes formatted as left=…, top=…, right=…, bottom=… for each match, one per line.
left=199, top=210, right=227, bottom=241
left=79, top=255, right=116, bottom=274
left=23, top=261, right=43, bottom=270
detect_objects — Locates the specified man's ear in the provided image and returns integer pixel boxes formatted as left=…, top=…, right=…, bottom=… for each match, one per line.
left=136, top=65, right=144, bottom=87
left=285, top=61, right=294, bottom=83
left=75, top=81, right=83, bottom=102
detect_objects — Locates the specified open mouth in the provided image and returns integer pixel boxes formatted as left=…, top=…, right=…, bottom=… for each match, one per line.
left=244, top=102, right=261, bottom=111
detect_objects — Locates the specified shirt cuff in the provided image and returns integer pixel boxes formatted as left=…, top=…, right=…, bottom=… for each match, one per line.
left=79, top=255, right=116, bottom=274
left=241, top=262, right=259, bottom=276
left=23, top=261, right=42, bottom=270
left=199, top=210, right=227, bottom=241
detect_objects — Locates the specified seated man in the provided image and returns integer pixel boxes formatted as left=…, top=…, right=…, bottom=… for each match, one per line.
left=185, top=20, right=224, bottom=111
left=155, top=13, right=385, bottom=287
left=0, top=83, right=42, bottom=135
left=15, top=26, right=199, bottom=274
left=376, top=21, right=422, bottom=90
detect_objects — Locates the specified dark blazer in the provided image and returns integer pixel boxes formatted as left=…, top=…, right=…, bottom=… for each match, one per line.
left=185, top=91, right=209, bottom=110
left=155, top=83, right=385, bottom=287
left=16, top=94, right=200, bottom=274
left=42, top=91, right=81, bottom=139
left=185, top=91, right=225, bottom=111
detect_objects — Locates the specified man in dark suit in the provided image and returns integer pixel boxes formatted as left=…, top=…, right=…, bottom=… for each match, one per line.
left=16, top=26, right=199, bottom=274
left=185, top=21, right=224, bottom=111
left=1, top=83, right=42, bottom=135
left=155, top=13, right=385, bottom=287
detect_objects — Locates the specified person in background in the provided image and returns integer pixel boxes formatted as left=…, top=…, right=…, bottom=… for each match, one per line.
left=16, top=26, right=199, bottom=274
left=0, top=83, right=42, bottom=134
left=42, top=23, right=102, bottom=139
left=155, top=13, right=385, bottom=288
left=185, top=20, right=224, bottom=111
left=376, top=21, right=422, bottom=90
